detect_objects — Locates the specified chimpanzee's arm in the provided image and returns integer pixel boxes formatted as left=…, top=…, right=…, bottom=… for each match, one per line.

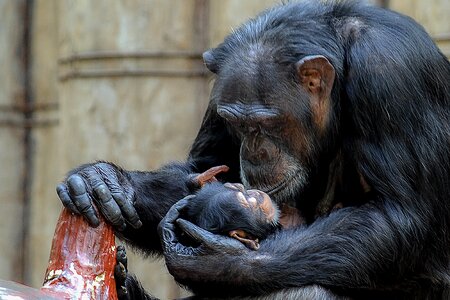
left=237, top=202, right=427, bottom=294
left=56, top=103, right=240, bottom=255
left=160, top=196, right=435, bottom=297
left=113, top=162, right=194, bottom=253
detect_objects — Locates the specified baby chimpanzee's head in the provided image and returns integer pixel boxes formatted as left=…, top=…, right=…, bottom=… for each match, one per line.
left=184, top=182, right=280, bottom=250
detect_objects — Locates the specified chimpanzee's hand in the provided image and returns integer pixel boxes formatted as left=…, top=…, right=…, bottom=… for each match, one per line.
left=56, top=162, right=142, bottom=231
left=158, top=196, right=249, bottom=286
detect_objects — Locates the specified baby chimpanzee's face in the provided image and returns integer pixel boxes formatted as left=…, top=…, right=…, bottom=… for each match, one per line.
left=184, top=182, right=280, bottom=250
left=222, top=183, right=279, bottom=223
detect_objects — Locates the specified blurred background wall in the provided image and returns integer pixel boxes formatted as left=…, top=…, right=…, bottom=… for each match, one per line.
left=0, top=0, right=448, bottom=298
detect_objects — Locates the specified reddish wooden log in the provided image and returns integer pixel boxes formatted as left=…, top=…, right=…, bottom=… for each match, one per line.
left=41, top=208, right=118, bottom=299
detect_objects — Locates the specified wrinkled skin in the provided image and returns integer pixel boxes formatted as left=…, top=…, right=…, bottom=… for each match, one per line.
left=57, top=162, right=141, bottom=231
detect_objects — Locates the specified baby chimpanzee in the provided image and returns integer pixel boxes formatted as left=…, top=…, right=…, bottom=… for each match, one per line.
left=184, top=181, right=280, bottom=250
left=185, top=165, right=308, bottom=250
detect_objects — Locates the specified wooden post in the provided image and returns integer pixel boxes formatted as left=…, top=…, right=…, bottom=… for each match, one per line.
left=41, top=209, right=118, bottom=299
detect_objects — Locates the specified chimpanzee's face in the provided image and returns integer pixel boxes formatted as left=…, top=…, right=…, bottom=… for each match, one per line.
left=215, top=83, right=311, bottom=204
left=205, top=47, right=336, bottom=205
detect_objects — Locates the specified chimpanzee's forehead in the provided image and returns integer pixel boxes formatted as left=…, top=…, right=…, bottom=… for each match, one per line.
left=222, top=43, right=272, bottom=75
left=214, top=46, right=291, bottom=105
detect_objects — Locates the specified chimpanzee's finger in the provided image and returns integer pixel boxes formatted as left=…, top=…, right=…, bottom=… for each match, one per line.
left=158, top=196, right=194, bottom=245
left=116, top=245, right=128, bottom=271
left=80, top=167, right=126, bottom=230
left=115, top=265, right=128, bottom=299
left=114, top=262, right=127, bottom=284
left=177, top=219, right=246, bottom=252
left=114, top=260, right=128, bottom=298
left=56, top=183, right=80, bottom=214
left=176, top=218, right=218, bottom=247
left=103, top=175, right=142, bottom=229
left=114, top=245, right=129, bottom=297
left=66, top=174, right=100, bottom=227
left=164, top=196, right=193, bottom=224
left=112, top=191, right=142, bottom=229
left=93, top=187, right=126, bottom=231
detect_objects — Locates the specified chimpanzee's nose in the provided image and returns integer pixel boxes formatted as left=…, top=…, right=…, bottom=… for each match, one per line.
left=240, top=136, right=274, bottom=166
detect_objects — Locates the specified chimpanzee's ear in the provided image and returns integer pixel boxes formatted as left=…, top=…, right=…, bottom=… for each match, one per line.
left=203, top=50, right=219, bottom=74
left=296, top=55, right=335, bottom=98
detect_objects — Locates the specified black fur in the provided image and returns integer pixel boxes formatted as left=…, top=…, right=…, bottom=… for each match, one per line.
left=59, top=1, right=450, bottom=299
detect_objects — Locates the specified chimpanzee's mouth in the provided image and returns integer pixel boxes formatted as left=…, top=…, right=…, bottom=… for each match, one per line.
left=244, top=170, right=304, bottom=198
left=240, top=157, right=308, bottom=201
left=262, top=173, right=297, bottom=196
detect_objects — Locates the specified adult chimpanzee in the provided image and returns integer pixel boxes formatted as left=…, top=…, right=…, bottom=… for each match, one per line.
left=56, top=1, right=450, bottom=299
